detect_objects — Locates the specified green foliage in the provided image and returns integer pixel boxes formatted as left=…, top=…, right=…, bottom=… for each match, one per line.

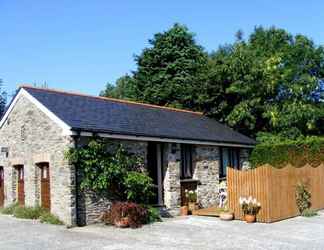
left=301, top=208, right=318, bottom=217
left=124, top=171, right=154, bottom=204
left=65, top=139, right=154, bottom=204
left=145, top=206, right=162, bottom=224
left=39, top=212, right=63, bottom=225
left=101, top=25, right=324, bottom=138
left=101, top=23, right=208, bottom=110
left=0, top=79, right=7, bottom=118
left=13, top=206, right=45, bottom=219
left=100, top=74, right=136, bottom=100
left=0, top=202, right=19, bottom=215
left=250, top=135, right=324, bottom=168
left=296, top=183, right=311, bottom=214
left=202, top=26, right=324, bottom=137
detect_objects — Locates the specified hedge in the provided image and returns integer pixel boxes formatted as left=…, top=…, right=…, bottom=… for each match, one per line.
left=250, top=136, right=324, bottom=168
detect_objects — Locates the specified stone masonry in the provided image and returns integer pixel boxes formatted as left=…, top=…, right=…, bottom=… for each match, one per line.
left=0, top=94, right=252, bottom=225
left=0, top=95, right=76, bottom=226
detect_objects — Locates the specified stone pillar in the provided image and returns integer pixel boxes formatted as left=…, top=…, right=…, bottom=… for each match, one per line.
left=193, top=145, right=220, bottom=208
left=163, top=143, right=181, bottom=209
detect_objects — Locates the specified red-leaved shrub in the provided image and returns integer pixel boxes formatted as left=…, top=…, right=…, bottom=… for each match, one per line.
left=109, top=202, right=148, bottom=228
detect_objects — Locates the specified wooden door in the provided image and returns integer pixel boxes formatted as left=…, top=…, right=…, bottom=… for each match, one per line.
left=0, top=167, right=4, bottom=207
left=40, top=164, right=51, bottom=210
left=17, top=166, right=25, bottom=206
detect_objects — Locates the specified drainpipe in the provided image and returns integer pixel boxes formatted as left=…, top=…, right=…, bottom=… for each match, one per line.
left=71, top=130, right=81, bottom=226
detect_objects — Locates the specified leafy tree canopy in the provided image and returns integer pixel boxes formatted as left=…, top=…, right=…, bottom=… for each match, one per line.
left=201, top=27, right=324, bottom=137
left=102, top=23, right=208, bottom=109
left=101, top=25, right=324, bottom=138
left=0, top=79, right=7, bottom=118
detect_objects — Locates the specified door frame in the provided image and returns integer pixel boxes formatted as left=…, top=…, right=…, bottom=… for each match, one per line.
left=0, top=167, right=4, bottom=207
left=15, top=165, right=25, bottom=206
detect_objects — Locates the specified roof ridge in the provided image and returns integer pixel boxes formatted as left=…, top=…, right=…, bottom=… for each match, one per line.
left=19, top=84, right=203, bottom=115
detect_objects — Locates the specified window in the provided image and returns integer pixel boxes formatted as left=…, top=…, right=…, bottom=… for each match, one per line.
left=181, top=144, right=193, bottom=179
left=220, top=147, right=240, bottom=178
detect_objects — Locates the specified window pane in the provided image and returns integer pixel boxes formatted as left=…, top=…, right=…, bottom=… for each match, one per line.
left=181, top=145, right=193, bottom=179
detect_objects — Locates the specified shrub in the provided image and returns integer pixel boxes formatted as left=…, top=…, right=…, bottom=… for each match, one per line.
left=301, top=208, right=318, bottom=217
left=123, top=171, right=154, bottom=204
left=13, top=206, right=44, bottom=219
left=110, top=202, right=148, bottom=228
left=145, top=206, right=162, bottom=224
left=39, top=212, right=63, bottom=225
left=296, top=183, right=311, bottom=214
left=0, top=203, right=19, bottom=215
left=250, top=135, right=324, bottom=168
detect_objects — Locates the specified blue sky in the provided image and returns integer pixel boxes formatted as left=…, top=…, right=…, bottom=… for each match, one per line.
left=1, top=0, right=324, bottom=100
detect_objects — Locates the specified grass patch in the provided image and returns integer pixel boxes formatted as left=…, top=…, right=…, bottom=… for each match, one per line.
left=301, top=208, right=318, bottom=217
left=0, top=203, right=19, bottom=215
left=13, top=206, right=45, bottom=219
left=39, top=212, right=63, bottom=225
left=0, top=203, right=63, bottom=225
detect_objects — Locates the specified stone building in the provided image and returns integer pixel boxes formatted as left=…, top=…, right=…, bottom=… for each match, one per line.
left=0, top=86, right=255, bottom=226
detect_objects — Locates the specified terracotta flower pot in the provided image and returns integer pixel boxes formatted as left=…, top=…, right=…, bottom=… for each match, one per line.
left=220, top=212, right=234, bottom=221
left=180, top=206, right=189, bottom=216
left=245, top=214, right=256, bottom=223
left=115, top=217, right=129, bottom=228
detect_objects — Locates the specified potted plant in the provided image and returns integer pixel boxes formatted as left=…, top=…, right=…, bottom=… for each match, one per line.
left=115, top=216, right=129, bottom=228
left=219, top=201, right=234, bottom=221
left=239, top=196, right=261, bottom=223
left=185, top=189, right=197, bottom=213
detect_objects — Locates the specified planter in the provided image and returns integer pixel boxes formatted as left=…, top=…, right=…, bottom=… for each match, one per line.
left=244, top=214, right=256, bottom=223
left=180, top=206, right=188, bottom=216
left=115, top=217, right=129, bottom=228
left=188, top=202, right=197, bottom=212
left=220, top=212, right=234, bottom=221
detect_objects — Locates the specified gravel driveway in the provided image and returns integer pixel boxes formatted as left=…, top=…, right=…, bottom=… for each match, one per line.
left=0, top=211, right=324, bottom=250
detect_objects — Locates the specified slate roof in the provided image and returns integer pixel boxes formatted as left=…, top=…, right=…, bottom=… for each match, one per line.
left=22, top=86, right=256, bottom=146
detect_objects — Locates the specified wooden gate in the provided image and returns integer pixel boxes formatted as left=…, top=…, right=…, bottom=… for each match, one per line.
left=0, top=167, right=4, bottom=207
left=40, top=163, right=51, bottom=210
left=17, top=166, right=25, bottom=206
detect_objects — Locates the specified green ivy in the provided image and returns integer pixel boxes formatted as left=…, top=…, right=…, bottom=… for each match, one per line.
left=65, top=138, right=154, bottom=204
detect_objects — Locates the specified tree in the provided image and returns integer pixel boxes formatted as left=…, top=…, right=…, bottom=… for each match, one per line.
left=201, top=26, right=324, bottom=137
left=101, top=23, right=208, bottom=110
left=0, top=79, right=7, bottom=118
left=100, top=74, right=136, bottom=100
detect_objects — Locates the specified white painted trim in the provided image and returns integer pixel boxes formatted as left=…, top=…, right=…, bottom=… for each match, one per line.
left=80, top=132, right=254, bottom=148
left=0, top=88, right=73, bottom=135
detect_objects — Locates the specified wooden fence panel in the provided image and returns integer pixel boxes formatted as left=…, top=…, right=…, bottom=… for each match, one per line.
left=227, top=164, right=324, bottom=223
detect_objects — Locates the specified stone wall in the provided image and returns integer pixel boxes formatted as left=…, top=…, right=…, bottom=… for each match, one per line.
left=193, top=145, right=220, bottom=208
left=0, top=95, right=76, bottom=226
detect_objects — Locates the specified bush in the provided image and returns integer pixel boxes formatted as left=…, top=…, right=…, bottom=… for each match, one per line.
left=13, top=206, right=44, bottom=219
left=110, top=202, right=148, bottom=228
left=123, top=172, right=154, bottom=204
left=301, top=208, right=318, bottom=217
left=145, top=206, right=162, bottom=224
left=0, top=203, right=19, bottom=215
left=296, top=183, right=311, bottom=214
left=39, top=212, right=63, bottom=225
left=250, top=135, right=324, bottom=168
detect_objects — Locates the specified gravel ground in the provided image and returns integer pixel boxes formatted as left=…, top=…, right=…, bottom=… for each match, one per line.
left=0, top=211, right=323, bottom=250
